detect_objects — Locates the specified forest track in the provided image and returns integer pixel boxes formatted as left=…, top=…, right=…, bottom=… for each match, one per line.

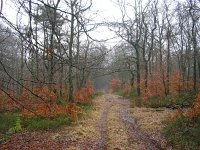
left=0, top=94, right=170, bottom=150
left=117, top=97, right=169, bottom=150
left=98, top=95, right=170, bottom=150
left=98, top=97, right=114, bottom=150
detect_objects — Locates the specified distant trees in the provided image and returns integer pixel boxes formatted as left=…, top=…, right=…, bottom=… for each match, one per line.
left=109, top=0, right=200, bottom=98
left=1, top=0, right=200, bottom=109
left=0, top=0, right=106, bottom=110
left=0, top=25, right=20, bottom=92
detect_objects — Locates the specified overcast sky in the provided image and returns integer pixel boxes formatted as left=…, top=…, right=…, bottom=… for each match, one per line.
left=91, top=0, right=122, bottom=46
left=3, top=0, right=121, bottom=22
left=3, top=0, right=123, bottom=46
left=92, top=0, right=121, bottom=21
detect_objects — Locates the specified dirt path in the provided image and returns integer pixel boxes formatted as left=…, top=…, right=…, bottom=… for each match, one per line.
left=98, top=95, right=170, bottom=150
left=117, top=97, right=170, bottom=150
left=0, top=94, right=171, bottom=150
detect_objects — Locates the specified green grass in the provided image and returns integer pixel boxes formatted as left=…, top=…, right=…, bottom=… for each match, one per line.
left=164, top=115, right=200, bottom=150
left=0, top=113, right=72, bottom=142
left=76, top=100, right=96, bottom=120
left=116, top=88, right=142, bottom=107
left=117, top=88, right=137, bottom=98
left=0, top=113, right=72, bottom=140
left=116, top=89, right=126, bottom=97
left=0, top=113, right=72, bottom=131
left=0, top=100, right=95, bottom=134
left=0, top=113, right=19, bottom=133
left=0, top=113, right=22, bottom=142
left=81, top=103, right=95, bottom=112
left=23, top=116, right=72, bottom=130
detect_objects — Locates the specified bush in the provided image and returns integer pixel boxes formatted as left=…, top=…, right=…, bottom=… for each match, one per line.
left=109, top=78, right=122, bottom=92
left=116, top=86, right=141, bottom=107
left=143, top=91, right=196, bottom=108
left=0, top=113, right=18, bottom=133
left=0, top=113, right=22, bottom=142
left=164, top=114, right=200, bottom=150
left=73, top=81, right=94, bottom=104
left=163, top=90, right=200, bottom=149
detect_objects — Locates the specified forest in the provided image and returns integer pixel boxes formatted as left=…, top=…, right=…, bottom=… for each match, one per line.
left=0, top=0, right=200, bottom=149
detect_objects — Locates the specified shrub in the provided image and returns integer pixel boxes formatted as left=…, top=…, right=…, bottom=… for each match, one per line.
left=140, top=71, right=194, bottom=100
left=164, top=91, right=200, bottom=150
left=109, top=78, right=122, bottom=92
left=0, top=113, right=22, bottom=142
left=0, top=113, right=18, bottom=133
left=73, top=81, right=94, bottom=104
left=21, top=104, right=68, bottom=118
left=0, top=91, right=19, bottom=112
left=124, top=83, right=131, bottom=97
left=187, top=91, right=200, bottom=118
left=164, top=114, right=200, bottom=150
left=143, top=91, right=196, bottom=108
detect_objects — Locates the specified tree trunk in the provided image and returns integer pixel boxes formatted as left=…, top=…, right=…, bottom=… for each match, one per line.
left=136, top=47, right=141, bottom=96
left=166, top=29, right=170, bottom=95
left=68, top=0, right=75, bottom=102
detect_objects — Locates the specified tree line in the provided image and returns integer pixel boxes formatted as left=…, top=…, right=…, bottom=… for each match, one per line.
left=107, top=0, right=200, bottom=98
left=0, top=0, right=200, bottom=108
left=0, top=0, right=107, bottom=108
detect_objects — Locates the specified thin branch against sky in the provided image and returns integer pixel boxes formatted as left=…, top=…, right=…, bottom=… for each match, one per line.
left=2, top=0, right=187, bottom=47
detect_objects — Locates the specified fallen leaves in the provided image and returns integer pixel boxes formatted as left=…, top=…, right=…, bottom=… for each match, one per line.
left=131, top=107, right=174, bottom=132
left=107, top=103, right=138, bottom=150
left=0, top=94, right=172, bottom=150
left=0, top=95, right=106, bottom=150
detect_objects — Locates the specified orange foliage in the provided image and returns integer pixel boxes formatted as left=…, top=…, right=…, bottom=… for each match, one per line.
left=109, top=78, right=122, bottom=92
left=167, top=108, right=183, bottom=122
left=187, top=91, right=200, bottom=118
left=167, top=90, right=200, bottom=122
left=20, top=84, right=87, bottom=118
left=141, top=72, right=165, bottom=100
left=20, top=85, right=58, bottom=105
left=169, top=71, right=193, bottom=94
left=22, top=103, right=83, bottom=118
left=67, top=103, right=82, bottom=118
left=21, top=104, right=65, bottom=118
left=1, top=82, right=93, bottom=119
left=73, top=81, right=94, bottom=103
left=124, top=83, right=131, bottom=96
left=170, top=72, right=183, bottom=93
left=141, top=71, right=193, bottom=100
left=0, top=91, right=19, bottom=111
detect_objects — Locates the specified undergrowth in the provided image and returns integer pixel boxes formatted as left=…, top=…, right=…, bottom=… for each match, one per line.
left=23, top=115, right=72, bottom=130
left=143, top=90, right=196, bottom=108
left=164, top=114, right=200, bottom=150
left=0, top=113, right=71, bottom=142
left=111, top=79, right=199, bottom=149
left=118, top=88, right=196, bottom=108
left=0, top=100, right=95, bottom=143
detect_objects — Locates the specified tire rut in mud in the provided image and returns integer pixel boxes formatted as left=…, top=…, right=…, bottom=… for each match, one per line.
left=98, top=97, right=114, bottom=150
left=117, top=96, right=169, bottom=150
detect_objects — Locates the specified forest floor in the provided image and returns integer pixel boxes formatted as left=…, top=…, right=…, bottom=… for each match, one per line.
left=0, top=94, right=174, bottom=150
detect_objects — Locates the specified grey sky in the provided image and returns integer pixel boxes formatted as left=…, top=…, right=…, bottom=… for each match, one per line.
left=3, top=0, right=122, bottom=45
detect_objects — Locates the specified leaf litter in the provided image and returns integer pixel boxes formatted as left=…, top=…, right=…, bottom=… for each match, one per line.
left=0, top=94, right=173, bottom=150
